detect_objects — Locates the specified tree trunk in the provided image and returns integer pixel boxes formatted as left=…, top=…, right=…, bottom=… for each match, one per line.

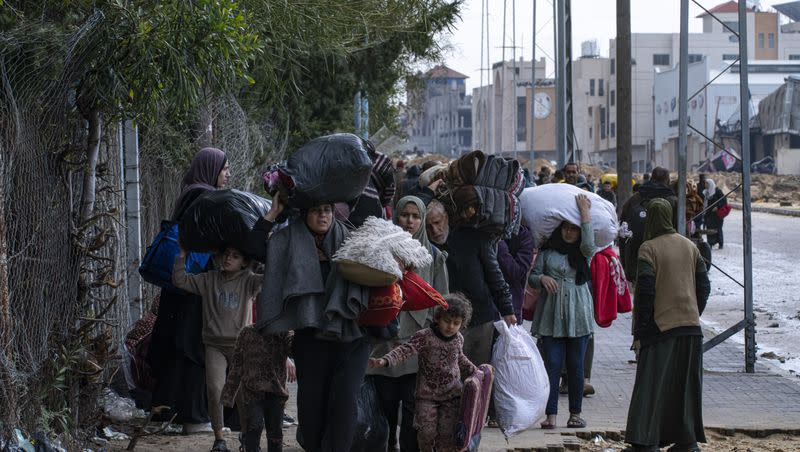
left=80, top=108, right=102, bottom=224
left=616, top=0, right=633, bottom=211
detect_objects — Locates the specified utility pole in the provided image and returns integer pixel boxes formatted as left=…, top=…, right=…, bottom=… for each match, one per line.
left=738, top=0, right=756, bottom=374
left=555, top=0, right=567, bottom=167
left=616, top=0, right=633, bottom=210
left=530, top=0, right=536, bottom=166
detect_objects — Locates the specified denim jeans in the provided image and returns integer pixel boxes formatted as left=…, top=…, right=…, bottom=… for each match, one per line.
left=540, top=335, right=590, bottom=415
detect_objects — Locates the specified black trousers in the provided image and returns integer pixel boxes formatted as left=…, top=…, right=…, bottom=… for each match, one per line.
left=293, top=331, right=371, bottom=452
left=243, top=394, right=285, bottom=452
left=372, top=374, right=419, bottom=452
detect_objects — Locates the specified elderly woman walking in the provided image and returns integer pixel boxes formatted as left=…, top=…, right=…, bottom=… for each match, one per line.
left=624, top=198, right=710, bottom=452
left=367, top=195, right=449, bottom=452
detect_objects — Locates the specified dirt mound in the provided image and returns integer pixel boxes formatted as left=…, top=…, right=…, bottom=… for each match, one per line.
left=703, top=172, right=800, bottom=204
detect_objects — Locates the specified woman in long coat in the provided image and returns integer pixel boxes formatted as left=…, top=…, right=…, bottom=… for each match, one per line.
left=252, top=198, right=371, bottom=452
left=624, top=198, right=710, bottom=452
left=703, top=178, right=727, bottom=249
left=147, top=147, right=230, bottom=432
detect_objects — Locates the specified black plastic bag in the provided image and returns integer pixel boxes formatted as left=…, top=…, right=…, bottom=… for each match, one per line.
left=179, top=189, right=271, bottom=255
left=279, top=133, right=372, bottom=209
left=350, top=377, right=389, bottom=452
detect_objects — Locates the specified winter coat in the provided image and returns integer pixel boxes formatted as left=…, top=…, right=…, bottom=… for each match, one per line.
left=497, top=225, right=535, bottom=321
left=446, top=227, right=514, bottom=327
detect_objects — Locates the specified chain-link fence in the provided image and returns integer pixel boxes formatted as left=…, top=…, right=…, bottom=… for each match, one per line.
left=0, top=13, right=287, bottom=437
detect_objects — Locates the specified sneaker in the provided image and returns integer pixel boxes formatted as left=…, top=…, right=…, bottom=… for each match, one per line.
left=182, top=422, right=213, bottom=435
left=282, top=413, right=297, bottom=428
left=211, top=439, right=229, bottom=451
left=583, top=382, right=595, bottom=397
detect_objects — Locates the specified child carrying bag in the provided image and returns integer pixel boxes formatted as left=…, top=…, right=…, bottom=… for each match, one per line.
left=139, top=221, right=210, bottom=294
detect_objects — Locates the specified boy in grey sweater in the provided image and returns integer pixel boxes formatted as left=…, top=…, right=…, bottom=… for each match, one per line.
left=173, top=246, right=263, bottom=452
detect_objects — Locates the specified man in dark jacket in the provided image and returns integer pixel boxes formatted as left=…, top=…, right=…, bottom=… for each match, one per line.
left=497, top=225, right=535, bottom=324
left=446, top=227, right=517, bottom=366
left=618, top=166, right=678, bottom=281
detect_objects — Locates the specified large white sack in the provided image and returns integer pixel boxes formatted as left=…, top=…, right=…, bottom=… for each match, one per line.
left=520, top=184, right=618, bottom=249
left=491, top=321, right=549, bottom=437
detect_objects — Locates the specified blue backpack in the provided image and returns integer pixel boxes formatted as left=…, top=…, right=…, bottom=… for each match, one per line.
left=139, top=221, right=211, bottom=294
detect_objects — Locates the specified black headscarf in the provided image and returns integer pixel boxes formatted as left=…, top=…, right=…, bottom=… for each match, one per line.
left=544, top=222, right=591, bottom=285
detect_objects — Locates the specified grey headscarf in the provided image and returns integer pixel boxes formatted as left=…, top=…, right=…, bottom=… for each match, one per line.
left=395, top=196, right=434, bottom=283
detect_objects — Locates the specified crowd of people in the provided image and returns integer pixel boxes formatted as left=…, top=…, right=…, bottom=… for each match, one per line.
left=136, top=146, right=723, bottom=452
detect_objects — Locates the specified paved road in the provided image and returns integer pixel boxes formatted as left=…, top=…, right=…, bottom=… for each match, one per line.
left=703, top=210, right=800, bottom=375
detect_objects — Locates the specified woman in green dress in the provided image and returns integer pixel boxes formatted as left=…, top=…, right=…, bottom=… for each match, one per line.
left=529, top=194, right=594, bottom=429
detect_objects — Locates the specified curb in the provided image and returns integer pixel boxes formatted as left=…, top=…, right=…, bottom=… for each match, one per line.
left=729, top=202, right=800, bottom=217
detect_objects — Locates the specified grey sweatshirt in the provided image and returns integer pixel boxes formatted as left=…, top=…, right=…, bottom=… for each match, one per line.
left=172, top=256, right=263, bottom=348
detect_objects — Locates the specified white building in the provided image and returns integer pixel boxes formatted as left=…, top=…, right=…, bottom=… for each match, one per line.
left=654, top=59, right=799, bottom=169
left=598, top=0, right=800, bottom=171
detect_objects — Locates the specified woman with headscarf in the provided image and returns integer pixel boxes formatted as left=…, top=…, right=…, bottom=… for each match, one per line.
left=623, top=198, right=710, bottom=452
left=529, top=194, right=594, bottom=429
left=367, top=195, right=449, bottom=452
left=703, top=178, right=727, bottom=249
left=147, top=147, right=230, bottom=434
left=252, top=197, right=371, bottom=452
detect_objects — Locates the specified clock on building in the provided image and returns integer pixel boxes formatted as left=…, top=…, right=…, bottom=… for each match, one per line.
left=534, top=92, right=551, bottom=119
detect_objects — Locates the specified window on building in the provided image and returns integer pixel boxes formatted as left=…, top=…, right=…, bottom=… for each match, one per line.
left=517, top=96, right=527, bottom=142
left=722, top=53, right=739, bottom=61
left=758, top=33, right=765, bottom=48
left=610, top=90, right=616, bottom=106
left=722, top=21, right=739, bottom=33
left=610, top=122, right=616, bottom=138
left=790, top=54, right=800, bottom=60
left=599, top=79, right=605, bottom=96
left=589, top=127, right=593, bottom=139
left=653, top=54, right=670, bottom=66
left=588, top=106, right=593, bottom=117
left=590, top=79, right=595, bottom=96
left=610, top=58, right=616, bottom=74
left=600, top=107, right=607, bottom=139
left=769, top=33, right=775, bottom=49
left=688, top=54, right=703, bottom=63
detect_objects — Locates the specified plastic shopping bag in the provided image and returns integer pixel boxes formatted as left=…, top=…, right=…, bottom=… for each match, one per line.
left=491, top=320, right=549, bottom=437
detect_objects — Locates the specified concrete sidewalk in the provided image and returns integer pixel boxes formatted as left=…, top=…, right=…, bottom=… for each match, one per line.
left=476, top=313, right=800, bottom=451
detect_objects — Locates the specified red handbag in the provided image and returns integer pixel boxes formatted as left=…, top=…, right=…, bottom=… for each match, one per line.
left=398, top=271, right=448, bottom=311
left=716, top=203, right=732, bottom=219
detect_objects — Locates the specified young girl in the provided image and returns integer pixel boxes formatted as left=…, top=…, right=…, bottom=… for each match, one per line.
left=370, top=293, right=477, bottom=452
left=529, top=194, right=594, bottom=429
left=173, top=246, right=263, bottom=452
left=221, top=325, right=294, bottom=452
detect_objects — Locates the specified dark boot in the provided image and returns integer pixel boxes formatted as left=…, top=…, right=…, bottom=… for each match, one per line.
left=668, top=442, right=701, bottom=452
left=266, top=439, right=283, bottom=452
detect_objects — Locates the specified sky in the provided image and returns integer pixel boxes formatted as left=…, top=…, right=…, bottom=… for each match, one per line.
left=443, top=0, right=787, bottom=92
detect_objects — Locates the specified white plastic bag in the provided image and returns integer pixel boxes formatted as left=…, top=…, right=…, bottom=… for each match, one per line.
left=491, top=320, right=550, bottom=436
left=519, top=184, right=618, bottom=248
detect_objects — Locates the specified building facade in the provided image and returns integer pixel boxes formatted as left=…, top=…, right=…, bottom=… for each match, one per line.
left=600, top=0, right=800, bottom=171
left=472, top=57, right=548, bottom=157
left=406, top=65, right=473, bottom=156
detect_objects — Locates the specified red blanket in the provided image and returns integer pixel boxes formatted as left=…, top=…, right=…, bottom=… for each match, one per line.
left=590, top=247, right=632, bottom=327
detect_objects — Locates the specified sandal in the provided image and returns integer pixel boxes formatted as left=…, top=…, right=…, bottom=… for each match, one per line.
left=211, top=439, right=229, bottom=452
left=540, top=420, right=556, bottom=429
left=567, top=414, right=587, bottom=428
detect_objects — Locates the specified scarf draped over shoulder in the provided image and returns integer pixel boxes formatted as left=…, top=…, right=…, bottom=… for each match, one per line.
left=255, top=218, right=369, bottom=342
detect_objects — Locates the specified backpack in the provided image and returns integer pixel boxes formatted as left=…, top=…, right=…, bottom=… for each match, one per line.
left=139, top=220, right=211, bottom=294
